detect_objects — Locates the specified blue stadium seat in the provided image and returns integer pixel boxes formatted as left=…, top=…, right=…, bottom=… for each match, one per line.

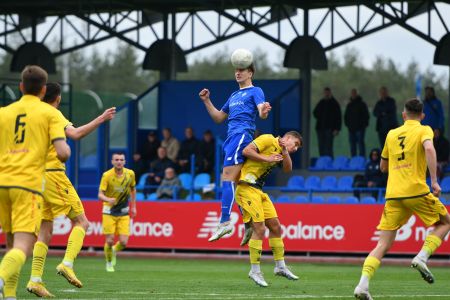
left=379, top=197, right=386, bottom=204
left=185, top=193, right=201, bottom=200
left=286, top=175, right=305, bottom=189
left=276, top=195, right=291, bottom=202
left=310, top=156, right=332, bottom=171
left=311, top=196, right=324, bottom=204
left=194, top=173, right=211, bottom=189
left=343, top=196, right=359, bottom=204
left=320, top=176, right=337, bottom=191
left=136, top=192, right=146, bottom=201
left=440, top=177, right=450, bottom=192
left=337, top=176, right=353, bottom=191
left=136, top=173, right=149, bottom=191
left=345, top=156, right=366, bottom=171
left=304, top=176, right=321, bottom=190
left=329, top=156, right=349, bottom=170
left=178, top=173, right=193, bottom=190
left=361, top=196, right=376, bottom=204
left=293, top=195, right=309, bottom=203
left=148, top=192, right=158, bottom=200
left=326, top=196, right=341, bottom=204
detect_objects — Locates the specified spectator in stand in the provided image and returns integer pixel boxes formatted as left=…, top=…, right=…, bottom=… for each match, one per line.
left=198, top=130, right=215, bottom=175
left=177, top=126, right=200, bottom=173
left=133, top=131, right=160, bottom=181
left=434, top=128, right=450, bottom=180
left=145, top=147, right=175, bottom=195
left=373, top=86, right=398, bottom=147
left=344, top=88, right=370, bottom=157
left=156, top=167, right=182, bottom=199
left=161, top=127, right=180, bottom=162
left=353, top=149, right=386, bottom=199
left=313, top=87, right=342, bottom=157
left=423, top=86, right=445, bottom=132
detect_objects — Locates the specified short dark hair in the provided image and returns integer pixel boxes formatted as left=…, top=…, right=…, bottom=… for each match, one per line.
left=284, top=130, right=303, bottom=147
left=112, top=152, right=125, bottom=158
left=43, top=82, right=61, bottom=103
left=21, top=65, right=48, bottom=96
left=324, top=87, right=331, bottom=92
left=248, top=63, right=255, bottom=74
left=404, top=98, right=423, bottom=115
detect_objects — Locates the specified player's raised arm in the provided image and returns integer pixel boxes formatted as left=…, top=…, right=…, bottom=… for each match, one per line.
left=257, top=102, right=271, bottom=119
left=66, top=107, right=116, bottom=140
left=423, top=139, right=441, bottom=196
left=199, top=88, right=228, bottom=123
left=280, top=147, right=293, bottom=173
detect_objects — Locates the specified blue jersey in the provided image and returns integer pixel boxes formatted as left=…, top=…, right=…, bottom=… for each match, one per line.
left=221, top=86, right=265, bottom=137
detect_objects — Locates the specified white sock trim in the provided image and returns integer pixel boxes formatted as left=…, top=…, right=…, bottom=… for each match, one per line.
left=251, top=264, right=261, bottom=273
left=275, top=260, right=286, bottom=268
left=30, top=276, right=42, bottom=283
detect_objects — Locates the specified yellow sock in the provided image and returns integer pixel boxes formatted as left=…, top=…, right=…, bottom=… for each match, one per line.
left=362, top=256, right=381, bottom=279
left=269, top=237, right=284, bottom=261
left=63, top=226, right=86, bottom=265
left=0, top=248, right=26, bottom=283
left=3, top=269, right=19, bottom=298
left=30, top=241, right=48, bottom=280
left=104, top=244, right=113, bottom=262
left=422, top=235, right=442, bottom=256
left=113, top=241, right=125, bottom=252
left=248, top=239, right=263, bottom=264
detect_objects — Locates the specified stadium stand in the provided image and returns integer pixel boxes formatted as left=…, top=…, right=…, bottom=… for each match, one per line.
left=329, top=155, right=349, bottom=170
left=178, top=173, right=193, bottom=190
left=193, top=173, right=211, bottom=189
left=311, top=196, right=325, bottom=204
left=337, top=175, right=353, bottom=191
left=320, top=176, right=338, bottom=191
left=361, top=196, right=377, bottom=204
left=343, top=196, right=359, bottom=204
left=305, top=176, right=321, bottom=190
left=326, top=196, right=342, bottom=204
left=309, top=156, right=332, bottom=171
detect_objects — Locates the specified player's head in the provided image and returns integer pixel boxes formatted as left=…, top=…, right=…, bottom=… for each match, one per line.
left=280, top=131, right=303, bottom=153
left=235, top=63, right=254, bottom=85
left=111, top=152, right=126, bottom=170
left=20, top=65, right=48, bottom=97
left=43, top=82, right=62, bottom=107
left=403, top=98, right=424, bottom=121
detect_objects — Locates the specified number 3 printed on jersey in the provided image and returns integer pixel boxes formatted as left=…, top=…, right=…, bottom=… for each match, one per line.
left=14, top=114, right=26, bottom=144
left=398, top=136, right=406, bottom=161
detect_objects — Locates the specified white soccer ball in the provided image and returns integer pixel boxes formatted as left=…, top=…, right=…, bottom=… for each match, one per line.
left=230, top=48, right=253, bottom=69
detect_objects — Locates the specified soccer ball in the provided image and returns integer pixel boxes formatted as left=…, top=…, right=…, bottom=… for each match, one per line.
left=230, top=48, right=253, bottom=69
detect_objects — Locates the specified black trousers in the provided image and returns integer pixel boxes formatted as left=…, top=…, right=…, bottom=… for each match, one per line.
left=317, top=129, right=334, bottom=157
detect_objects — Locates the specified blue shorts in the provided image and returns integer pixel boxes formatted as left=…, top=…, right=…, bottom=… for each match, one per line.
left=222, top=132, right=253, bottom=167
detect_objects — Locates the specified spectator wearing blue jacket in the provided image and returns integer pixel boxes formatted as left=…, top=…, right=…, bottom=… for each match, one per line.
left=423, top=86, right=445, bottom=132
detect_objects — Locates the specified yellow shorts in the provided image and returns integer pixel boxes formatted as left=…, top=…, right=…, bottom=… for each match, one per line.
left=0, top=188, right=42, bottom=235
left=42, top=171, right=85, bottom=221
left=235, top=184, right=277, bottom=223
left=102, top=214, right=130, bottom=236
left=378, top=193, right=448, bottom=230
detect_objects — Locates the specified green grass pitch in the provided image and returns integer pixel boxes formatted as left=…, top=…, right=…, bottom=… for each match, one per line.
left=12, top=256, right=450, bottom=299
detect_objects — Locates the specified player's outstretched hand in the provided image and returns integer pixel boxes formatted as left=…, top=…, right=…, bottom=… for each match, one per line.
left=199, top=89, right=210, bottom=102
left=101, top=107, right=116, bottom=122
left=431, top=182, right=441, bottom=197
left=266, top=154, right=283, bottom=162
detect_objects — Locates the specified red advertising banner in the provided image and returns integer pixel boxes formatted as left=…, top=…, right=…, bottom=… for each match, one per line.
left=1, top=201, right=449, bottom=254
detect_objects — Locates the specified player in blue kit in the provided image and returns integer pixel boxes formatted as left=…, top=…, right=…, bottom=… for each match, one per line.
left=199, top=60, right=271, bottom=243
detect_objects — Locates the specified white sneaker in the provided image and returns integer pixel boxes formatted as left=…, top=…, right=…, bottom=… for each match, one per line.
left=354, top=285, right=373, bottom=300
left=106, top=262, right=115, bottom=272
left=274, top=266, right=299, bottom=280
left=208, top=222, right=233, bottom=242
left=411, top=256, right=434, bottom=284
left=248, top=270, right=268, bottom=287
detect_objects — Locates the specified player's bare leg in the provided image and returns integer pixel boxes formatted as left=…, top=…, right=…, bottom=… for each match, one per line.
left=209, top=165, right=241, bottom=242
left=56, top=214, right=89, bottom=288
left=265, top=218, right=298, bottom=280
left=354, top=230, right=396, bottom=300
left=247, top=221, right=268, bottom=287
left=412, top=214, right=450, bottom=284
left=111, top=235, right=128, bottom=267
left=27, top=220, right=55, bottom=298
left=104, top=235, right=115, bottom=272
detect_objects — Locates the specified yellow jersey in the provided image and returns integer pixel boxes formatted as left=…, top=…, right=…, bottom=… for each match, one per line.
left=99, top=167, right=136, bottom=216
left=0, top=95, right=66, bottom=193
left=45, top=108, right=72, bottom=171
left=382, top=120, right=433, bottom=200
left=239, top=134, right=282, bottom=189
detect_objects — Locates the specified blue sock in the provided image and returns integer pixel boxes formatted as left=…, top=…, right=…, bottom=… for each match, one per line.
left=220, top=181, right=235, bottom=223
